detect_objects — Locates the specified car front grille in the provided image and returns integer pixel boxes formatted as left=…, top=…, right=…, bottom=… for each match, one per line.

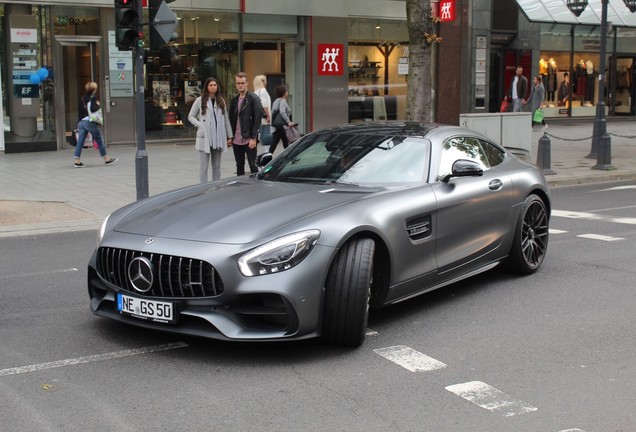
left=96, top=247, right=224, bottom=298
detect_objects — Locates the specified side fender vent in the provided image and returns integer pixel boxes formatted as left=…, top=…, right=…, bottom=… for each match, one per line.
left=405, top=215, right=432, bottom=240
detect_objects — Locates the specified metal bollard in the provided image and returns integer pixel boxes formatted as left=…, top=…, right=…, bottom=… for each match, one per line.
left=593, top=131, right=615, bottom=170
left=536, top=133, right=555, bottom=175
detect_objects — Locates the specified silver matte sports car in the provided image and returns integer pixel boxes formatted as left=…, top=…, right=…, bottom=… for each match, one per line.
left=88, top=122, right=550, bottom=347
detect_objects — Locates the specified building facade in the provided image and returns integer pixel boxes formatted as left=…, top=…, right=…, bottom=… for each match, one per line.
left=0, top=0, right=634, bottom=153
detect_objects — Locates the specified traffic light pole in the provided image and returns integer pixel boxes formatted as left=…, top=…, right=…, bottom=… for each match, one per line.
left=134, top=0, right=148, bottom=200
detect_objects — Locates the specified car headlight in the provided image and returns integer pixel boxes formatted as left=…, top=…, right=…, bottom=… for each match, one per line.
left=238, top=230, right=320, bottom=277
left=97, top=214, right=110, bottom=244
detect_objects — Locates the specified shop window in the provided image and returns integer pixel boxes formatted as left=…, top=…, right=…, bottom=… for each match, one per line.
left=348, top=18, right=408, bottom=123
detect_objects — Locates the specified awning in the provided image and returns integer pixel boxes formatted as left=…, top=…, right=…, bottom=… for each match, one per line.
left=515, top=0, right=636, bottom=27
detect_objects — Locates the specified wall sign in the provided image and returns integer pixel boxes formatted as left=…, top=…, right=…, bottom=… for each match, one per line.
left=432, top=0, right=456, bottom=22
left=317, top=44, right=344, bottom=76
left=108, top=31, right=134, bottom=97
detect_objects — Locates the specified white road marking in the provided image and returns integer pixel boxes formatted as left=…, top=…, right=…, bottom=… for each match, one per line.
left=445, top=381, right=538, bottom=417
left=598, top=185, right=636, bottom=191
left=373, top=345, right=447, bottom=372
left=549, top=229, right=568, bottom=234
left=0, top=268, right=79, bottom=280
left=552, top=209, right=636, bottom=225
left=558, top=429, right=586, bottom=432
left=577, top=234, right=624, bottom=242
left=0, top=342, right=188, bottom=377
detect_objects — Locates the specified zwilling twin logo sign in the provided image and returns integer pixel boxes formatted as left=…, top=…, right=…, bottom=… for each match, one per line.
left=317, top=44, right=344, bottom=76
left=433, top=0, right=456, bottom=22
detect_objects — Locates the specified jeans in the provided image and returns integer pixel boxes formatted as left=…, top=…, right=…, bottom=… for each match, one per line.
left=512, top=98, right=523, bottom=113
left=232, top=144, right=257, bottom=176
left=74, top=120, right=106, bottom=158
left=199, top=148, right=223, bottom=182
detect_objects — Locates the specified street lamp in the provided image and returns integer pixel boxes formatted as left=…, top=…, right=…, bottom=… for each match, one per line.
left=566, top=0, right=636, bottom=170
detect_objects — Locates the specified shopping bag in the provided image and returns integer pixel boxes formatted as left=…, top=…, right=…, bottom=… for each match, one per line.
left=500, top=98, right=510, bottom=113
left=259, top=124, right=273, bottom=148
left=532, top=108, right=544, bottom=123
left=284, top=125, right=301, bottom=144
left=87, top=101, right=104, bottom=125
left=74, top=129, right=94, bottom=148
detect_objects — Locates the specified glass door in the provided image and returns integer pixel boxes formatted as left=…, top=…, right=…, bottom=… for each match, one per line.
left=53, top=36, right=100, bottom=148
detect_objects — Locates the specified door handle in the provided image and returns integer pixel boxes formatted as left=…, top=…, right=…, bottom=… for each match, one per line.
left=489, top=179, right=503, bottom=190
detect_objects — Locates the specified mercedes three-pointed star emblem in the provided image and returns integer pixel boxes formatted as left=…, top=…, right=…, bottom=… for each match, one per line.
left=128, top=256, right=154, bottom=293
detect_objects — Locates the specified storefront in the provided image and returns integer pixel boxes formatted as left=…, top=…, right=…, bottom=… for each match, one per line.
left=503, top=0, right=636, bottom=120
left=0, top=0, right=412, bottom=154
left=529, top=24, right=636, bottom=119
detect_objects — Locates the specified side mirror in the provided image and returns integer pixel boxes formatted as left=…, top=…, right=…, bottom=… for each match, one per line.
left=256, top=152, right=273, bottom=167
left=442, top=159, right=484, bottom=182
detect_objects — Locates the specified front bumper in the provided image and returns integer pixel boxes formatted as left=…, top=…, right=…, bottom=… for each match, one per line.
left=88, top=233, right=335, bottom=342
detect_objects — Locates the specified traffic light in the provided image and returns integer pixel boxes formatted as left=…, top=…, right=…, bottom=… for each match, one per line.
left=115, top=0, right=140, bottom=50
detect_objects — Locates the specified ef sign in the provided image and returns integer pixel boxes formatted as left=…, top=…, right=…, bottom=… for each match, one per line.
left=318, top=44, right=344, bottom=76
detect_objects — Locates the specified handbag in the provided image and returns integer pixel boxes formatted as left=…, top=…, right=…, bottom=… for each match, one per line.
left=88, top=101, right=104, bottom=125
left=532, top=108, right=544, bottom=123
left=271, top=109, right=286, bottom=129
left=259, top=124, right=273, bottom=148
left=500, top=98, right=510, bottom=113
left=284, top=125, right=301, bottom=144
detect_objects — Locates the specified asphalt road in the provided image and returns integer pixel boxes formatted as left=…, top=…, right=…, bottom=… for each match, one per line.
left=1, top=180, right=635, bottom=432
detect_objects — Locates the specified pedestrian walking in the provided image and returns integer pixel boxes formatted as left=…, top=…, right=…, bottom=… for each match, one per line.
left=524, top=75, right=548, bottom=130
left=188, top=77, right=232, bottom=182
left=507, top=66, right=528, bottom=113
left=269, top=85, right=295, bottom=154
left=73, top=81, right=117, bottom=168
left=253, top=74, right=272, bottom=151
left=228, top=72, right=263, bottom=175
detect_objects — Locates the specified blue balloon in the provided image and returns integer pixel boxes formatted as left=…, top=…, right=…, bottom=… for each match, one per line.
left=38, top=67, right=49, bottom=80
left=29, top=73, right=41, bottom=84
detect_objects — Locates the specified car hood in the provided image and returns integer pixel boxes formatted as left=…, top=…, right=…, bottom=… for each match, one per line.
left=113, top=178, right=380, bottom=244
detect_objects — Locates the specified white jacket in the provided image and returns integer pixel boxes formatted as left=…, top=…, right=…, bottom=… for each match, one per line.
left=188, top=96, right=233, bottom=153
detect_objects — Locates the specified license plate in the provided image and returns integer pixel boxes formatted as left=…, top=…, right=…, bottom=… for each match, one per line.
left=117, top=293, right=176, bottom=324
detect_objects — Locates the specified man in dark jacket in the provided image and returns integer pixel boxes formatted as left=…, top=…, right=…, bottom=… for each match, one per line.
left=228, top=72, right=263, bottom=175
left=507, top=66, right=528, bottom=112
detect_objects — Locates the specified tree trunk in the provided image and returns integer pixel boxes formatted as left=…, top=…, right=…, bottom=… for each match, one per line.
left=406, top=0, right=433, bottom=122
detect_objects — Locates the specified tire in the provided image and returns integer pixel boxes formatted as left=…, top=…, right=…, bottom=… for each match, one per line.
left=506, top=194, right=549, bottom=274
left=322, top=238, right=375, bottom=347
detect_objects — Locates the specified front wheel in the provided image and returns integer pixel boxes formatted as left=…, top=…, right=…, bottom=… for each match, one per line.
left=506, top=194, right=549, bottom=274
left=322, top=238, right=375, bottom=347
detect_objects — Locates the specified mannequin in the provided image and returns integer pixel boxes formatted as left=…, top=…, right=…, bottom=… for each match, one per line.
left=539, top=57, right=548, bottom=75
left=547, top=58, right=558, bottom=101
left=557, top=72, right=571, bottom=106
left=585, top=59, right=596, bottom=105
left=575, top=59, right=587, bottom=101
left=539, top=57, right=548, bottom=100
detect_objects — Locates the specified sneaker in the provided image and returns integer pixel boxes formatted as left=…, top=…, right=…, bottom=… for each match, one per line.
left=542, top=124, right=549, bottom=130
left=74, top=161, right=85, bottom=168
left=104, top=157, right=118, bottom=165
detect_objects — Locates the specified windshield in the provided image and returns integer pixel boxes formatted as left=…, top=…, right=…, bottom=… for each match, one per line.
left=258, top=132, right=430, bottom=186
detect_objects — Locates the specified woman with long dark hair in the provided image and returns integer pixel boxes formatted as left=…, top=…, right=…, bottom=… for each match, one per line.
left=188, top=77, right=233, bottom=182
left=269, top=85, right=295, bottom=154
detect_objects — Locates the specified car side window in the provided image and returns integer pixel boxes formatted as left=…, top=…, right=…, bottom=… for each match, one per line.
left=479, top=139, right=505, bottom=167
left=437, top=136, right=489, bottom=180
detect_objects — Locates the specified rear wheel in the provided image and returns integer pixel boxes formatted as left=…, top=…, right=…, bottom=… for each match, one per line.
left=506, top=194, right=549, bottom=274
left=322, top=238, right=375, bottom=347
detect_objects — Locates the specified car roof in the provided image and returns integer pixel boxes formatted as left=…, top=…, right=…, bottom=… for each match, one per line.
left=315, top=121, right=469, bottom=139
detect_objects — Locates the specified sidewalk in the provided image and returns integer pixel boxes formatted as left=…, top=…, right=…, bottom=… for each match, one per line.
left=1, top=120, right=635, bottom=237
